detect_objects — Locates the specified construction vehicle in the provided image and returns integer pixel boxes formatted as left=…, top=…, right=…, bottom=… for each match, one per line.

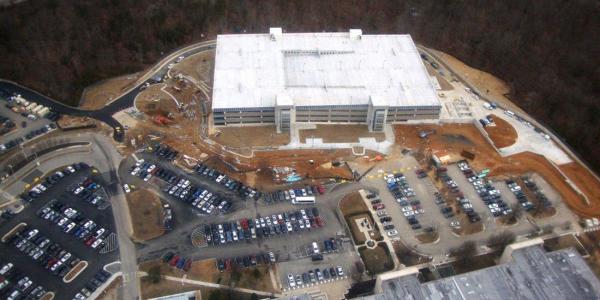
left=152, top=114, right=175, bottom=126
left=419, top=130, right=436, bottom=138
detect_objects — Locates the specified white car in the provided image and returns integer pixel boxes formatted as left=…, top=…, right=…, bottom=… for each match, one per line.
left=387, top=230, right=399, bottom=237
left=403, top=211, right=414, bottom=217
left=144, top=174, right=152, bottom=182
left=336, top=266, right=344, bottom=276
left=135, top=159, right=145, bottom=167
left=312, top=242, right=320, bottom=254
left=401, top=207, right=412, bottom=213
left=73, top=186, right=84, bottom=195
left=0, top=263, right=13, bottom=275
left=123, top=184, right=131, bottom=193
left=287, top=274, right=296, bottom=288
left=91, top=238, right=103, bottom=249
left=130, top=167, right=140, bottom=175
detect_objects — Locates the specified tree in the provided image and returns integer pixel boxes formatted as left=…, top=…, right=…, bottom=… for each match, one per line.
left=449, top=241, right=477, bottom=267
left=230, top=266, right=241, bottom=285
left=147, top=265, right=161, bottom=284
left=252, top=268, right=261, bottom=279
left=487, top=231, right=516, bottom=252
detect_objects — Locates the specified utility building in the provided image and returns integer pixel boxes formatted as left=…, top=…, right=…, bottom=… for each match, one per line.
left=212, top=28, right=441, bottom=133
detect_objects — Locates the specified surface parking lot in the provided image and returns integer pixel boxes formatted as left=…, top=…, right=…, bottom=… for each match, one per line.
left=0, top=164, right=118, bottom=299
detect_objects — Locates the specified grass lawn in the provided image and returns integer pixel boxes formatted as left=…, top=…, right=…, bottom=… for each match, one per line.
left=340, top=191, right=382, bottom=245
left=126, top=189, right=165, bottom=241
left=393, top=241, right=432, bottom=266
left=358, top=243, right=394, bottom=275
left=140, top=258, right=276, bottom=293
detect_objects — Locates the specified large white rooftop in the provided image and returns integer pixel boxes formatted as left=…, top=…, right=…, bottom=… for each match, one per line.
left=212, top=29, right=440, bottom=110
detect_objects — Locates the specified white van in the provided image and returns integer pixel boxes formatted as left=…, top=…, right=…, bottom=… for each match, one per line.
left=504, top=110, right=515, bottom=117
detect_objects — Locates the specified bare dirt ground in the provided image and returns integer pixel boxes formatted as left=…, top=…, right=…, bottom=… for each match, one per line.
left=171, top=50, right=215, bottom=84
left=428, top=48, right=524, bottom=113
left=213, top=126, right=290, bottom=148
left=358, top=243, right=394, bottom=274
left=483, top=114, right=518, bottom=148
left=135, top=85, right=179, bottom=116
left=125, top=189, right=165, bottom=242
left=559, top=162, right=600, bottom=216
left=424, top=62, right=454, bottom=91
left=79, top=74, right=140, bottom=109
left=141, top=278, right=200, bottom=300
left=140, top=258, right=275, bottom=293
left=394, top=123, right=598, bottom=217
left=56, top=115, right=96, bottom=129
left=299, top=124, right=385, bottom=143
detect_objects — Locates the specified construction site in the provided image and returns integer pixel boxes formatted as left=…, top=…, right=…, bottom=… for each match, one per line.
left=72, top=29, right=600, bottom=224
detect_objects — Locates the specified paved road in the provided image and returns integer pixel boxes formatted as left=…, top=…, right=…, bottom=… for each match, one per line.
left=0, top=40, right=216, bottom=142
left=0, top=131, right=141, bottom=299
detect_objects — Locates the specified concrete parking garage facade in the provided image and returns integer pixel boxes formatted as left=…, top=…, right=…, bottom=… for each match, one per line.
left=211, top=28, right=441, bottom=133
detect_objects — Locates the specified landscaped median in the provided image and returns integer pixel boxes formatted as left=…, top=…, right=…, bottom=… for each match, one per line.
left=340, top=191, right=383, bottom=246
left=39, top=292, right=55, bottom=300
left=125, top=189, right=165, bottom=242
left=1, top=222, right=27, bottom=242
left=139, top=258, right=277, bottom=299
left=63, top=261, right=88, bottom=283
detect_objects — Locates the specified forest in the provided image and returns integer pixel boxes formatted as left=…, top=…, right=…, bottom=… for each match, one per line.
left=0, top=0, right=598, bottom=171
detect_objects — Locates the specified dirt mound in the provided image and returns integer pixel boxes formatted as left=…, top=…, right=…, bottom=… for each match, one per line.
left=484, top=114, right=518, bottom=148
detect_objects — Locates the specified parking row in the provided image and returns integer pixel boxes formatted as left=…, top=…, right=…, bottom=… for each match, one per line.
left=264, top=185, right=326, bottom=205
left=0, top=114, right=16, bottom=136
left=286, top=266, right=345, bottom=289
left=161, top=252, right=192, bottom=272
left=521, top=176, right=554, bottom=210
left=437, top=167, right=482, bottom=223
left=37, top=199, right=111, bottom=251
left=150, top=143, right=179, bottom=161
left=5, top=227, right=81, bottom=280
left=194, top=163, right=260, bottom=200
left=4, top=93, right=60, bottom=121
left=216, top=252, right=277, bottom=271
left=457, top=161, right=513, bottom=217
left=68, top=176, right=110, bottom=210
left=0, top=123, right=56, bottom=153
left=21, top=162, right=90, bottom=203
left=0, top=260, right=49, bottom=300
left=72, top=269, right=112, bottom=300
left=129, top=159, right=233, bottom=215
left=384, top=173, right=424, bottom=231
left=202, top=207, right=325, bottom=246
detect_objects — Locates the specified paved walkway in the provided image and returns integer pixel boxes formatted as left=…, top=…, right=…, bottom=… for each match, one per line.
left=279, top=123, right=395, bottom=154
left=140, top=272, right=282, bottom=297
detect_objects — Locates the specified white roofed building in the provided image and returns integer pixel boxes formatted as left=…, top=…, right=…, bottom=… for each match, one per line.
left=212, top=28, right=441, bottom=133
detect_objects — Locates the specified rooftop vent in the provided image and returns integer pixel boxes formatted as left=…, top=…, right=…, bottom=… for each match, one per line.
left=270, top=27, right=282, bottom=41
left=349, top=29, right=362, bottom=40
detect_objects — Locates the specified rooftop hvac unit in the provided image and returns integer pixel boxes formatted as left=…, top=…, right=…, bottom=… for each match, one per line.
left=269, top=27, right=282, bottom=41
left=349, top=29, right=362, bottom=40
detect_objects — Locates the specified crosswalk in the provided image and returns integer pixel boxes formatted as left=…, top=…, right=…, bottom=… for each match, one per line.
left=100, top=233, right=118, bottom=254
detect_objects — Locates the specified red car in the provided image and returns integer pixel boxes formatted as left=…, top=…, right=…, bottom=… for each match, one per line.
left=315, top=217, right=324, bottom=227
left=169, top=255, right=180, bottom=266
left=240, top=219, right=249, bottom=230
left=85, top=237, right=96, bottom=246
left=373, top=203, right=385, bottom=210
left=183, top=259, right=192, bottom=272
left=317, top=185, right=326, bottom=194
